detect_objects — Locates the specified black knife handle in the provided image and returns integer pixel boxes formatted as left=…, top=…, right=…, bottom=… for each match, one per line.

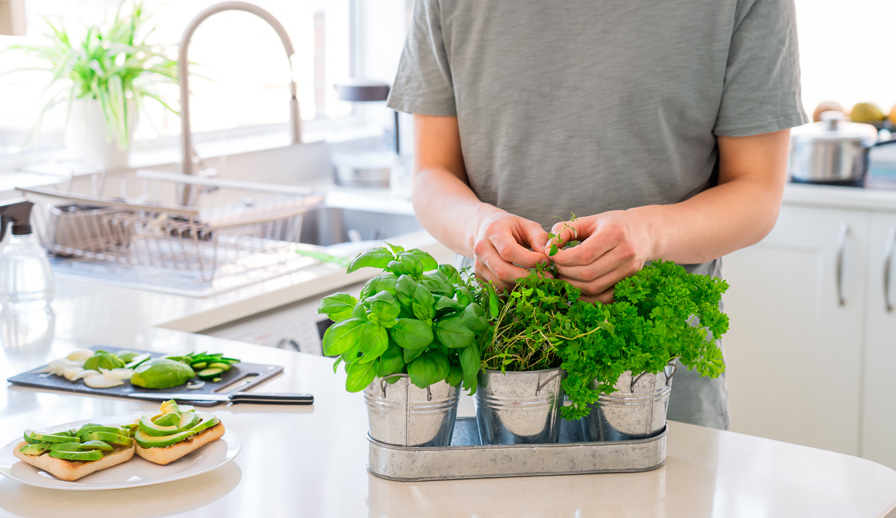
left=229, top=392, right=314, bottom=405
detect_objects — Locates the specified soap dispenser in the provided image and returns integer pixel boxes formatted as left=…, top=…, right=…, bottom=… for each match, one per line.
left=0, top=199, right=54, bottom=311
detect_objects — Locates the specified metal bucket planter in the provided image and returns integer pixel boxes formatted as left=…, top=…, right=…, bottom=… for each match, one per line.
left=363, top=375, right=460, bottom=447
left=473, top=368, right=566, bottom=445
left=583, top=363, right=677, bottom=442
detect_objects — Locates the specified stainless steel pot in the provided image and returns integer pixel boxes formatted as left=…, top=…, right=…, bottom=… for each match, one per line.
left=789, top=111, right=896, bottom=185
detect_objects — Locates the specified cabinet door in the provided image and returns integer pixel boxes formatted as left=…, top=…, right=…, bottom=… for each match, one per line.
left=861, top=212, right=896, bottom=469
left=722, top=205, right=869, bottom=455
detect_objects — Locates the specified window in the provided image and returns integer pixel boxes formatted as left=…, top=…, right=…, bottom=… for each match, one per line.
left=0, top=0, right=357, bottom=158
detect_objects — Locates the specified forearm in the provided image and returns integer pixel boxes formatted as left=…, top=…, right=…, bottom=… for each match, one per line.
left=411, top=167, right=502, bottom=257
left=631, top=173, right=785, bottom=264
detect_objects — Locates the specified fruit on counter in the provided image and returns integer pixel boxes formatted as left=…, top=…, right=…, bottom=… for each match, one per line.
left=134, top=400, right=225, bottom=465
left=13, top=421, right=136, bottom=481
left=849, top=102, right=885, bottom=123
left=83, top=351, right=126, bottom=371
left=813, top=100, right=845, bottom=122
left=130, top=359, right=196, bottom=389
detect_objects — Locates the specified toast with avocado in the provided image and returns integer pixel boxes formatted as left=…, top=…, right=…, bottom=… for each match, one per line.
left=12, top=424, right=136, bottom=481
left=133, top=400, right=225, bottom=465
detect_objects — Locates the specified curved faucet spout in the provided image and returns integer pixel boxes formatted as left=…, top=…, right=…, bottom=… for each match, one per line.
left=178, top=1, right=302, bottom=187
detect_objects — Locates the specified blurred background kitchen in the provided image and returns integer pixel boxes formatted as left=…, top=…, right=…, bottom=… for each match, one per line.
left=0, top=0, right=895, bottom=476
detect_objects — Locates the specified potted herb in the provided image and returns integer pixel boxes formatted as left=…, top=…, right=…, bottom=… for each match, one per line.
left=9, top=1, right=177, bottom=170
left=317, top=244, right=487, bottom=447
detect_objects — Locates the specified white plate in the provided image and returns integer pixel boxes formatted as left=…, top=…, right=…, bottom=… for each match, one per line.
left=0, top=415, right=240, bottom=490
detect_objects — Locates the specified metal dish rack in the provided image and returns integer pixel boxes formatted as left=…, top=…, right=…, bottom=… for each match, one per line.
left=18, top=170, right=324, bottom=296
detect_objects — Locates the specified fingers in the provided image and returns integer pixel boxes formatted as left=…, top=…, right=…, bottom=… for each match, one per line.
left=471, top=213, right=551, bottom=287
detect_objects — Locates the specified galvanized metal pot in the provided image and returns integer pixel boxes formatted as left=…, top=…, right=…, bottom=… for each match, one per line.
left=473, top=368, right=566, bottom=445
left=583, top=363, right=676, bottom=442
left=363, top=375, right=459, bottom=447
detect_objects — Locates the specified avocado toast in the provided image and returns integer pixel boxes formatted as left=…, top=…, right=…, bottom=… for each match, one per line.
left=13, top=424, right=136, bottom=481
left=133, top=400, right=225, bottom=465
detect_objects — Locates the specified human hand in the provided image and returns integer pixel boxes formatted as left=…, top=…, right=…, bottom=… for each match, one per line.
left=470, top=209, right=551, bottom=290
left=546, top=211, right=653, bottom=303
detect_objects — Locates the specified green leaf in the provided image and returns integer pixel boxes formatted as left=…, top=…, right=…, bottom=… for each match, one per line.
left=358, top=322, right=389, bottom=363
left=403, top=346, right=424, bottom=364
left=376, top=343, right=406, bottom=377
left=460, top=344, right=481, bottom=387
left=446, top=363, right=463, bottom=387
left=389, top=318, right=434, bottom=350
left=360, top=274, right=398, bottom=299
left=347, top=247, right=394, bottom=273
left=412, top=283, right=436, bottom=320
left=434, top=295, right=464, bottom=314
left=459, top=303, right=488, bottom=332
left=321, top=318, right=365, bottom=356
left=454, top=286, right=472, bottom=306
left=407, top=351, right=447, bottom=388
left=345, top=359, right=378, bottom=392
left=420, top=271, right=454, bottom=296
left=365, top=291, right=401, bottom=327
left=387, top=253, right=423, bottom=278
left=488, top=289, right=500, bottom=319
left=395, top=274, right=417, bottom=309
left=317, top=293, right=357, bottom=322
left=434, top=316, right=475, bottom=349
left=438, top=264, right=462, bottom=284
left=404, top=249, right=438, bottom=272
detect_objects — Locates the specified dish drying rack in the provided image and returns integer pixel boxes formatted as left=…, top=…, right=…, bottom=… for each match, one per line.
left=18, top=170, right=324, bottom=297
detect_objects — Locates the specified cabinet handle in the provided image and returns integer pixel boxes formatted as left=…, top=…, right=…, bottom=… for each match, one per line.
left=884, top=227, right=896, bottom=313
left=836, top=223, right=849, bottom=307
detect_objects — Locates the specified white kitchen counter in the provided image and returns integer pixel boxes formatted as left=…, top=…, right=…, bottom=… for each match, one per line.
left=1, top=181, right=896, bottom=516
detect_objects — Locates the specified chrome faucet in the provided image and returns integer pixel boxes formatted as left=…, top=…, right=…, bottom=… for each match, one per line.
left=177, top=1, right=301, bottom=203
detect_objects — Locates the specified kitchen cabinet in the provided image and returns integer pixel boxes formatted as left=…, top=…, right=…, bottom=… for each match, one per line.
left=723, top=204, right=870, bottom=456
left=861, top=212, right=896, bottom=469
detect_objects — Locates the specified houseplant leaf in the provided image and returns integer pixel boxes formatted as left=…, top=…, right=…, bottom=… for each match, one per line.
left=347, top=246, right=394, bottom=273
left=317, top=293, right=357, bottom=322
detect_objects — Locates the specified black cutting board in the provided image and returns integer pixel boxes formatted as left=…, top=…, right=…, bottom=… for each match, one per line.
left=7, top=345, right=283, bottom=407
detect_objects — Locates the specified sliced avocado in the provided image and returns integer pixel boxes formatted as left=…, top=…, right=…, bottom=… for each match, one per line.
left=138, top=411, right=201, bottom=437
left=79, top=440, right=113, bottom=452
left=197, top=367, right=223, bottom=380
left=120, top=421, right=139, bottom=436
left=49, top=449, right=103, bottom=461
left=81, top=431, right=132, bottom=446
left=135, top=415, right=220, bottom=448
left=48, top=442, right=86, bottom=452
left=207, top=362, right=231, bottom=372
left=75, top=425, right=126, bottom=438
left=153, top=412, right=181, bottom=427
left=18, top=443, right=50, bottom=456
left=24, top=430, right=81, bottom=444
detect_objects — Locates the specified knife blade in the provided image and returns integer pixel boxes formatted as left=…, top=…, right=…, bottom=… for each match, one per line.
left=126, top=391, right=314, bottom=405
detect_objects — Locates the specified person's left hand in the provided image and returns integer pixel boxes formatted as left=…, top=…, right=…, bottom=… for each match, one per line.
left=546, top=210, right=653, bottom=303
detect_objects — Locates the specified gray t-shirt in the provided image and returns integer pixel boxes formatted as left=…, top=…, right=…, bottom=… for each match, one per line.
left=388, top=0, right=808, bottom=429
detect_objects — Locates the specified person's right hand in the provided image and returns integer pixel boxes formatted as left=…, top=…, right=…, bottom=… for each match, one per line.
left=469, top=209, right=551, bottom=290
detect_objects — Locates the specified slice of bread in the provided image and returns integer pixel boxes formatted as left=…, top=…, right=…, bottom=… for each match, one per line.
left=12, top=441, right=136, bottom=482
left=136, top=422, right=225, bottom=466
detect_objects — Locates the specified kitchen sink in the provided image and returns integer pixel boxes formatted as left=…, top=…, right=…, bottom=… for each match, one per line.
left=298, top=206, right=422, bottom=246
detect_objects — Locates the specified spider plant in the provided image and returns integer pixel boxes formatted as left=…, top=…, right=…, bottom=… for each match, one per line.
left=8, top=1, right=178, bottom=149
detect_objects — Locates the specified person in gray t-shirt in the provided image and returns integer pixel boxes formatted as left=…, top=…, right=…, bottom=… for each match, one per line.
left=387, top=0, right=808, bottom=430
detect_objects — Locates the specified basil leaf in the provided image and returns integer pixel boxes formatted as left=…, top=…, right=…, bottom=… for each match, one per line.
left=460, top=343, right=481, bottom=386
left=345, top=358, right=378, bottom=392
left=434, top=316, right=475, bottom=349
left=395, top=274, right=416, bottom=309
left=317, top=293, right=357, bottom=322
left=459, top=302, right=488, bottom=332
left=358, top=322, right=389, bottom=363
left=412, top=283, right=435, bottom=320
left=430, top=349, right=450, bottom=382
left=407, top=351, right=440, bottom=388
left=438, top=263, right=462, bottom=285
left=376, top=343, right=406, bottom=377
left=404, top=249, right=438, bottom=272
left=389, top=318, right=433, bottom=350
left=446, top=363, right=463, bottom=387
left=403, top=346, right=424, bottom=364
left=365, top=291, right=400, bottom=327
left=347, top=247, right=394, bottom=273
left=360, top=274, right=398, bottom=299
left=488, top=289, right=500, bottom=319
left=321, top=318, right=365, bottom=356
left=421, top=271, right=454, bottom=296
left=385, top=242, right=405, bottom=255
left=387, top=253, right=423, bottom=278
left=454, top=286, right=472, bottom=306
left=434, top=295, right=464, bottom=315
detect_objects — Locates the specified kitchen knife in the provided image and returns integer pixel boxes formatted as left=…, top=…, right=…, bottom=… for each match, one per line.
left=126, top=391, right=314, bottom=405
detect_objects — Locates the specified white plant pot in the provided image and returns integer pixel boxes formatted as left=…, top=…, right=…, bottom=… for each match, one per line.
left=64, top=98, right=135, bottom=171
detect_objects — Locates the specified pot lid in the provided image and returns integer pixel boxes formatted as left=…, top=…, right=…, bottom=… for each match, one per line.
left=790, top=111, right=879, bottom=144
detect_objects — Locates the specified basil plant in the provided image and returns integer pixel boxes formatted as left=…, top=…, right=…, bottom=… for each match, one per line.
left=318, top=245, right=489, bottom=393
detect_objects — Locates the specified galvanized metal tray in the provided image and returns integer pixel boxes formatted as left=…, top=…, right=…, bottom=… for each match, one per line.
left=368, top=417, right=666, bottom=481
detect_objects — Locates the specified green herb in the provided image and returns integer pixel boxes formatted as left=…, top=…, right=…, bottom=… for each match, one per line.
left=6, top=1, right=178, bottom=148
left=318, top=245, right=487, bottom=393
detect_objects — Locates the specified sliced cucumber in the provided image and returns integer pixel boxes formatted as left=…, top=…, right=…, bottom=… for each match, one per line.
left=197, top=367, right=223, bottom=380
left=190, top=361, right=207, bottom=370
left=207, top=362, right=231, bottom=372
